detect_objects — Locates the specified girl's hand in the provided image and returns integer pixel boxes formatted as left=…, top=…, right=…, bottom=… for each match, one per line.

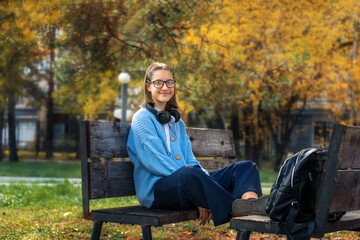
left=197, top=206, right=212, bottom=225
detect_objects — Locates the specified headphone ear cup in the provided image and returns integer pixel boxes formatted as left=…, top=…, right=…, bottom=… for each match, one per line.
left=146, top=103, right=179, bottom=124
left=156, top=111, right=171, bottom=124
left=169, top=110, right=181, bottom=123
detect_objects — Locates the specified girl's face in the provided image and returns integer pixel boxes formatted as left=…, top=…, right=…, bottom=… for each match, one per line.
left=146, top=69, right=175, bottom=110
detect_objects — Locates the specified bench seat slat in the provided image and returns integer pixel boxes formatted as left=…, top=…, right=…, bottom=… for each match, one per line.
left=92, top=206, right=198, bottom=226
left=229, top=215, right=284, bottom=235
left=325, top=210, right=360, bottom=233
left=230, top=211, right=360, bottom=238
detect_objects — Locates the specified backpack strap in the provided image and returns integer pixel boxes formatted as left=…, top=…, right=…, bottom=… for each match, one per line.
left=279, top=201, right=315, bottom=240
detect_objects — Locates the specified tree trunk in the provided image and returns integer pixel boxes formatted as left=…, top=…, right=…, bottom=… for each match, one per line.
left=45, top=92, right=54, bottom=158
left=0, top=110, right=3, bottom=161
left=243, top=123, right=264, bottom=167
left=243, top=105, right=254, bottom=161
left=74, top=119, right=80, bottom=159
left=265, top=98, right=307, bottom=171
left=252, top=103, right=266, bottom=168
left=244, top=123, right=254, bottom=161
left=7, top=91, right=18, bottom=162
left=201, top=108, right=225, bottom=129
left=242, top=104, right=266, bottom=168
left=252, top=140, right=264, bottom=169
left=271, top=116, right=297, bottom=171
left=45, top=27, right=55, bottom=158
left=274, top=143, right=286, bottom=171
left=230, top=109, right=241, bottom=158
left=35, top=120, right=40, bottom=157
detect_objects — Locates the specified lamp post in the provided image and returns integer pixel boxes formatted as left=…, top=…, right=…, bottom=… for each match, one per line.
left=118, top=70, right=131, bottom=123
left=118, top=70, right=130, bottom=162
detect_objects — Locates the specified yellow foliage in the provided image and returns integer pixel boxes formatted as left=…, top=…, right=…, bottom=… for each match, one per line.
left=178, top=99, right=195, bottom=115
left=1, top=0, right=64, bottom=42
left=175, top=0, right=360, bottom=145
left=77, top=71, right=117, bottom=120
left=181, top=0, right=360, bottom=119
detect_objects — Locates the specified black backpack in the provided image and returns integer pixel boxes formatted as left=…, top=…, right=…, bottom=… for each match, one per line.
left=265, top=148, right=328, bottom=239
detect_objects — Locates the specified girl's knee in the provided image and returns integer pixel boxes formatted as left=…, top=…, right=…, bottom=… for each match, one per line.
left=181, top=164, right=204, bottom=174
left=235, top=160, right=257, bottom=169
left=234, top=161, right=259, bottom=176
left=179, top=165, right=207, bottom=182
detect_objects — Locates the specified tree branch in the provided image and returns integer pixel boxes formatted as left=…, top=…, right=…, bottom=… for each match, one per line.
left=0, top=12, right=15, bottom=23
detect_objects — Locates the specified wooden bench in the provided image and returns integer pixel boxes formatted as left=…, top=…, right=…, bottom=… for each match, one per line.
left=230, top=124, right=360, bottom=239
left=79, top=120, right=237, bottom=240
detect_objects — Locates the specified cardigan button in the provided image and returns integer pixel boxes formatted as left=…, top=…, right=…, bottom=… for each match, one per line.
left=170, top=136, right=175, bottom=141
left=176, top=155, right=181, bottom=160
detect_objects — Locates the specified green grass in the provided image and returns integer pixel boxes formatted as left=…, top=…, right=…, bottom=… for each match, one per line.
left=259, top=169, right=277, bottom=183
left=0, top=161, right=81, bottom=178
left=0, top=160, right=274, bottom=239
left=0, top=161, right=359, bottom=239
left=0, top=181, right=235, bottom=239
left=0, top=160, right=275, bottom=180
left=1, top=181, right=359, bottom=239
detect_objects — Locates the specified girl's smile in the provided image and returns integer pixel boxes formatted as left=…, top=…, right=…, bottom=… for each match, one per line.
left=146, top=70, right=175, bottom=110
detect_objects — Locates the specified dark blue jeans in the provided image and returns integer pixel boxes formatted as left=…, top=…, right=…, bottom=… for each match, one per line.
left=151, top=161, right=262, bottom=226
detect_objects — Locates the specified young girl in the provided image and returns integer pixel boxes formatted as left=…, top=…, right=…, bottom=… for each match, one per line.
left=127, top=62, right=266, bottom=226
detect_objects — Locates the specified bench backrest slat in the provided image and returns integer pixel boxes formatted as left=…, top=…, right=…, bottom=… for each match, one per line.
left=90, top=161, right=135, bottom=199
left=86, top=122, right=235, bottom=159
left=89, top=121, right=130, bottom=158
left=329, top=170, right=360, bottom=212
left=329, top=125, right=360, bottom=212
left=80, top=120, right=236, bottom=207
left=315, top=124, right=360, bottom=236
left=337, top=126, right=360, bottom=169
left=186, top=127, right=235, bottom=157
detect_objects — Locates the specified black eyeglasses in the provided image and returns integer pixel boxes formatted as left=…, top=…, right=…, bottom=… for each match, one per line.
left=146, top=80, right=176, bottom=88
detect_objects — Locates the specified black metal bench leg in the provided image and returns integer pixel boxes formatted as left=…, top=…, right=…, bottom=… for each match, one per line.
left=91, top=220, right=103, bottom=240
left=141, top=225, right=152, bottom=240
left=236, top=230, right=251, bottom=240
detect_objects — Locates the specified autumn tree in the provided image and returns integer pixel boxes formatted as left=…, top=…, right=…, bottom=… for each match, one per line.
left=0, top=84, right=5, bottom=161
left=321, top=1, right=360, bottom=126
left=0, top=0, right=64, bottom=160
left=0, top=3, right=31, bottom=162
left=54, top=0, right=210, bottom=120
left=179, top=0, right=359, bottom=169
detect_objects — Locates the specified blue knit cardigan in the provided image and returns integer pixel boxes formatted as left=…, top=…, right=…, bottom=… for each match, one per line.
left=126, top=107, right=207, bottom=208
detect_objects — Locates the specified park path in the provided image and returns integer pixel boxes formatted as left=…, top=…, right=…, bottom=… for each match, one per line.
left=0, top=176, right=81, bottom=186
